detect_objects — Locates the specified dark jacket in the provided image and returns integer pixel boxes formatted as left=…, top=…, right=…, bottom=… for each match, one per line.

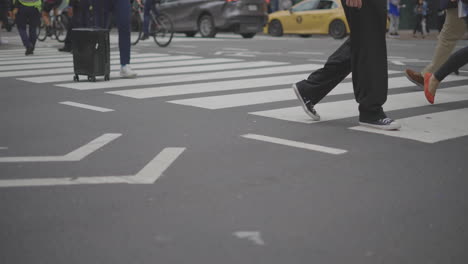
left=0, top=0, right=12, bottom=9
left=440, top=0, right=458, bottom=10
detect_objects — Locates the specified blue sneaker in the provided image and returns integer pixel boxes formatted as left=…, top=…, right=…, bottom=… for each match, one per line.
left=359, top=118, right=401, bottom=130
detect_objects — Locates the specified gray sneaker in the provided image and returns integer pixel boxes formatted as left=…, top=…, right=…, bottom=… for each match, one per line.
left=292, top=83, right=320, bottom=121
left=359, top=118, right=401, bottom=130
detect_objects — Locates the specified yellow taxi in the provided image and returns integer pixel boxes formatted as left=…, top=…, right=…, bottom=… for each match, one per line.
left=264, top=0, right=350, bottom=39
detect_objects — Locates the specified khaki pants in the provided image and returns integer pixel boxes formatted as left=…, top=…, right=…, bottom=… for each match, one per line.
left=422, top=8, right=467, bottom=74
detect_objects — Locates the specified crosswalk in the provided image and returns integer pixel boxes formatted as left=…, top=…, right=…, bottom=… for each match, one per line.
left=1, top=47, right=468, bottom=144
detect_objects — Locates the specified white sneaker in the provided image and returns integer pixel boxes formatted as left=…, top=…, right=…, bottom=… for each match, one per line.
left=359, top=118, right=401, bottom=131
left=120, top=65, right=137, bottom=78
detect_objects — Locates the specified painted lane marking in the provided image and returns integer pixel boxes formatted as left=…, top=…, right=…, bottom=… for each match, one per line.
left=233, top=231, right=265, bottom=246
left=168, top=74, right=413, bottom=109
left=0, top=147, right=185, bottom=187
left=0, top=147, right=7, bottom=150
left=0, top=133, right=121, bottom=162
left=0, top=58, right=242, bottom=78
left=0, top=53, right=165, bottom=65
left=60, top=101, right=114, bottom=112
left=56, top=64, right=321, bottom=90
left=241, top=134, right=347, bottom=155
left=350, top=108, right=468, bottom=143
left=250, top=82, right=468, bottom=124
left=20, top=61, right=288, bottom=83
left=391, top=60, right=405, bottom=65
left=0, top=55, right=200, bottom=72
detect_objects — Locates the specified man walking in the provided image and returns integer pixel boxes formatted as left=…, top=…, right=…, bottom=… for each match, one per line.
left=12, top=0, right=41, bottom=55
left=293, top=0, right=400, bottom=130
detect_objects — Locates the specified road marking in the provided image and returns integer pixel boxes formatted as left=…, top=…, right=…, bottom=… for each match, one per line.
left=241, top=134, right=347, bottom=155
left=0, top=147, right=185, bottom=187
left=60, top=101, right=114, bottom=112
left=57, top=64, right=321, bottom=90
left=20, top=61, right=288, bottom=83
left=167, top=74, right=415, bottom=109
left=391, top=60, right=405, bottom=65
left=0, top=53, right=165, bottom=65
left=350, top=108, right=468, bottom=143
left=0, top=133, right=121, bottom=162
left=0, top=58, right=242, bottom=78
left=288, top=51, right=324, bottom=55
left=250, top=84, right=468, bottom=124
left=0, top=147, right=7, bottom=150
left=0, top=55, right=200, bottom=71
left=233, top=231, right=265, bottom=246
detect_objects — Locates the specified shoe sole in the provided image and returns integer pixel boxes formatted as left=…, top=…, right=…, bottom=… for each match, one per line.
left=405, top=71, right=423, bottom=89
left=292, top=84, right=320, bottom=121
left=359, top=121, right=401, bottom=131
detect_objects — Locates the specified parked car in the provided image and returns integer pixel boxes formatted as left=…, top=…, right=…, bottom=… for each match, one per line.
left=264, top=0, right=350, bottom=39
left=159, top=0, right=268, bottom=38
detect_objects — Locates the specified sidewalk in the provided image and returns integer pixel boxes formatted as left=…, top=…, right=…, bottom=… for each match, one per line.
left=390, top=29, right=468, bottom=40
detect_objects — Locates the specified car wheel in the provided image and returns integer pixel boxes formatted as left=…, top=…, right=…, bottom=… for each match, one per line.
left=241, top=33, right=256, bottom=39
left=185, top=32, right=197, bottom=37
left=268, top=20, right=283, bottom=37
left=329, top=20, right=347, bottom=39
left=198, top=15, right=216, bottom=38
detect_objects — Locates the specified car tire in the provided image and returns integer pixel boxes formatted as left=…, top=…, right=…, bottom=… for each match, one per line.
left=268, top=20, right=283, bottom=37
left=198, top=15, right=216, bottom=38
left=185, top=32, right=197, bottom=37
left=241, top=33, right=256, bottom=39
left=329, top=19, right=347, bottom=39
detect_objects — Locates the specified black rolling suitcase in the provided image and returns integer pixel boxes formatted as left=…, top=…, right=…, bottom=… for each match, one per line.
left=72, top=28, right=110, bottom=82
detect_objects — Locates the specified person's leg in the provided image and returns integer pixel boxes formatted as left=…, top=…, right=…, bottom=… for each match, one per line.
left=28, top=7, right=40, bottom=50
left=296, top=38, right=351, bottom=105
left=342, top=0, right=389, bottom=123
left=395, top=15, right=400, bottom=35
left=143, top=0, right=152, bottom=35
left=15, top=6, right=32, bottom=49
left=115, top=0, right=131, bottom=66
left=434, top=46, right=468, bottom=82
left=422, top=8, right=466, bottom=74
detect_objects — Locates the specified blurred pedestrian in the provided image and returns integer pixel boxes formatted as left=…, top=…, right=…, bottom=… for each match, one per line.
left=93, top=0, right=137, bottom=78
left=42, top=0, right=63, bottom=36
left=12, top=0, right=41, bottom=55
left=388, top=0, right=405, bottom=36
left=405, top=0, right=466, bottom=87
left=58, top=0, right=91, bottom=52
left=413, top=0, right=428, bottom=38
left=292, top=0, right=401, bottom=130
left=0, top=0, right=12, bottom=44
left=141, top=0, right=156, bottom=40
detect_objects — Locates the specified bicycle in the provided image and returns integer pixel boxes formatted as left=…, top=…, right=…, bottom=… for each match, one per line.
left=131, top=1, right=173, bottom=47
left=37, top=10, right=69, bottom=42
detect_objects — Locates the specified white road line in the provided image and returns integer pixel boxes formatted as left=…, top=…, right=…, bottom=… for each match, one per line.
left=288, top=51, right=324, bottom=55
left=0, top=147, right=7, bottom=150
left=250, top=84, right=468, bottom=124
left=391, top=60, right=405, bottom=65
left=168, top=74, right=416, bottom=109
left=241, top=134, right=347, bottom=155
left=0, top=147, right=186, bottom=187
left=0, top=53, right=166, bottom=65
left=60, top=101, right=114, bottom=112
left=0, top=51, right=145, bottom=61
left=57, top=64, right=321, bottom=90
left=350, top=108, right=468, bottom=143
left=20, top=61, right=288, bottom=83
left=0, top=133, right=121, bottom=162
left=0, top=48, right=56, bottom=54
left=0, top=58, right=242, bottom=78
left=0, top=55, right=200, bottom=71
left=108, top=70, right=401, bottom=99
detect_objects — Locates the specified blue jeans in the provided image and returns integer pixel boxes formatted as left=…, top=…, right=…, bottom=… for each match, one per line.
left=93, top=0, right=131, bottom=66
left=143, top=0, right=157, bottom=34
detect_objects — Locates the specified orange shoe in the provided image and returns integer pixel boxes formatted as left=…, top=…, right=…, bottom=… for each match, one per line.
left=424, top=72, right=435, bottom=104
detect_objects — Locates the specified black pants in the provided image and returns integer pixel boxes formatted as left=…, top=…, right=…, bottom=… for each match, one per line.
left=435, top=46, right=468, bottom=81
left=64, top=0, right=91, bottom=47
left=16, top=5, right=40, bottom=49
left=297, top=0, right=388, bottom=122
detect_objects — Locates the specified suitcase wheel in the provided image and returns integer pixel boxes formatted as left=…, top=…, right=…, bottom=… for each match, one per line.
left=73, top=75, right=79, bottom=82
left=104, top=74, right=110, bottom=81
left=88, top=76, right=96, bottom=82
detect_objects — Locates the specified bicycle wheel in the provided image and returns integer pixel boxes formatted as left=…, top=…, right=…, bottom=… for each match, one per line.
left=130, top=11, right=142, bottom=46
left=152, top=13, right=173, bottom=47
left=37, top=19, right=48, bottom=41
left=54, top=15, right=68, bottom=42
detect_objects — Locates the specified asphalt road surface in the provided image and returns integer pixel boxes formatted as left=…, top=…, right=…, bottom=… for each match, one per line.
left=1, top=31, right=468, bottom=264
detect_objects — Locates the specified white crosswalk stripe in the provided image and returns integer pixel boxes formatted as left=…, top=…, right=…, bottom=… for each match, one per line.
left=2, top=48, right=468, bottom=144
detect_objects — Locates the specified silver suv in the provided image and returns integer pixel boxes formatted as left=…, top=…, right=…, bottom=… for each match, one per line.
left=159, top=0, right=268, bottom=38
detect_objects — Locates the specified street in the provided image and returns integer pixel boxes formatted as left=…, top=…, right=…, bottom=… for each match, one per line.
left=1, top=31, right=468, bottom=264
